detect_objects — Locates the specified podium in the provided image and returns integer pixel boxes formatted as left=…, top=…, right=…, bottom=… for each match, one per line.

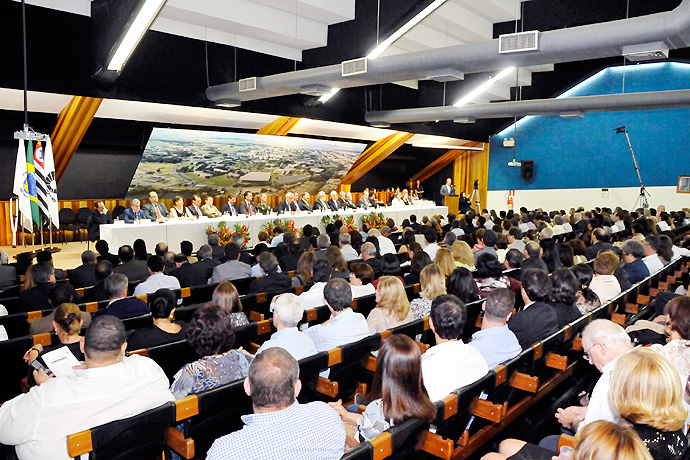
left=444, top=195, right=459, bottom=215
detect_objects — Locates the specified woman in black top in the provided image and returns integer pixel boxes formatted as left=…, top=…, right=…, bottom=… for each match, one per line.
left=127, top=288, right=186, bottom=351
left=550, top=268, right=582, bottom=326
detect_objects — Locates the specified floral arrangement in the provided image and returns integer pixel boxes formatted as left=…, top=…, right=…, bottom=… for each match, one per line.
left=342, top=215, right=357, bottom=231
left=321, top=215, right=341, bottom=228
left=361, top=212, right=386, bottom=229
left=206, top=221, right=250, bottom=246
left=261, top=219, right=301, bottom=242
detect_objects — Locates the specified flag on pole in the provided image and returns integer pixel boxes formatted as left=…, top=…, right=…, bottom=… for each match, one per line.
left=43, top=139, right=60, bottom=225
left=26, top=140, right=41, bottom=227
left=12, top=140, right=33, bottom=232
left=33, top=140, right=59, bottom=225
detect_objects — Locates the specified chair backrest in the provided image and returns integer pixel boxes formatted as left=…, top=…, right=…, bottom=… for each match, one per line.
left=76, top=207, right=91, bottom=224
left=328, top=334, right=382, bottom=401
left=112, top=206, right=126, bottom=220
left=59, top=207, right=78, bottom=224
left=67, top=401, right=176, bottom=460
left=0, top=334, right=34, bottom=402
left=296, top=351, right=331, bottom=403
left=120, top=313, right=153, bottom=331
left=353, top=293, right=377, bottom=318
left=146, top=340, right=199, bottom=383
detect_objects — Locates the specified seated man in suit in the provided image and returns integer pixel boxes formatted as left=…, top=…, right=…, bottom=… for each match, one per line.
left=221, top=195, right=239, bottom=216
left=238, top=191, right=257, bottom=215
left=133, top=256, right=181, bottom=297
left=313, top=191, right=328, bottom=212
left=18, top=262, right=83, bottom=313
left=142, top=191, right=169, bottom=222
left=200, top=195, right=222, bottom=218
left=279, top=239, right=304, bottom=272
left=210, top=243, right=251, bottom=283
left=256, top=193, right=272, bottom=215
left=186, top=195, right=203, bottom=219
left=521, top=241, right=548, bottom=273
left=249, top=253, right=292, bottom=294
left=30, top=284, right=93, bottom=334
left=584, top=228, right=614, bottom=260
left=88, top=200, right=113, bottom=241
left=358, top=190, right=372, bottom=209
left=360, top=242, right=380, bottom=274
left=278, top=192, right=300, bottom=213
left=297, top=192, right=312, bottom=212
left=123, top=198, right=145, bottom=223
left=327, top=191, right=341, bottom=212
left=83, top=260, right=112, bottom=303
left=507, top=268, right=559, bottom=349
left=112, top=245, right=149, bottom=282
left=36, top=250, right=65, bottom=282
left=95, top=240, right=120, bottom=266
left=69, top=250, right=98, bottom=288
left=0, top=250, right=17, bottom=292
left=93, top=273, right=150, bottom=319
left=173, top=244, right=218, bottom=287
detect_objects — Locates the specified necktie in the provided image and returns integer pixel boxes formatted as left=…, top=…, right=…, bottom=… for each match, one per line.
left=248, top=202, right=252, bottom=216
left=155, top=204, right=162, bottom=220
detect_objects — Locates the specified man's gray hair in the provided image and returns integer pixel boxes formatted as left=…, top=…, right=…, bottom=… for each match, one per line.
left=573, top=213, right=582, bottom=222
left=231, top=233, right=245, bottom=246
left=104, top=273, right=128, bottom=299
left=621, top=239, right=646, bottom=259
left=207, top=233, right=220, bottom=246
left=583, top=319, right=631, bottom=348
left=317, top=234, right=330, bottom=249
left=197, top=244, right=212, bottom=260
left=271, top=293, right=305, bottom=327
left=361, top=242, right=377, bottom=256
left=380, top=226, right=391, bottom=235
left=541, top=228, right=553, bottom=239
left=554, top=215, right=563, bottom=225
left=131, top=198, right=140, bottom=206
left=367, top=228, right=381, bottom=238
left=339, top=233, right=351, bottom=244
left=32, top=262, right=54, bottom=283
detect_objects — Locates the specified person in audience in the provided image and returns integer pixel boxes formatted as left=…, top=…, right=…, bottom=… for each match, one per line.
left=133, top=255, right=181, bottom=297
left=643, top=235, right=664, bottom=274
left=506, top=227, right=525, bottom=253
left=550, top=267, right=584, bottom=326
left=376, top=226, right=397, bottom=255
left=112, top=244, right=149, bottom=282
left=206, top=233, right=224, bottom=261
left=238, top=191, right=257, bottom=215
left=339, top=232, right=359, bottom=261
left=558, top=242, right=575, bottom=268
left=657, top=234, right=675, bottom=265
left=36, top=250, right=65, bottom=281
left=249, top=252, right=292, bottom=294
left=503, top=248, right=523, bottom=278
left=448, top=267, right=480, bottom=304
left=569, top=239, right=588, bottom=265
left=474, top=253, right=521, bottom=298
left=325, top=246, right=350, bottom=280
left=410, top=264, right=447, bottom=319
left=30, top=284, right=92, bottom=334
left=522, top=241, right=548, bottom=272
left=221, top=194, right=239, bottom=216
left=371, top=254, right=403, bottom=289
left=349, top=263, right=376, bottom=298
left=212, top=281, right=250, bottom=328
left=154, top=242, right=168, bottom=258
left=210, top=243, right=251, bottom=283
left=422, top=294, right=489, bottom=401
left=93, top=273, right=149, bottom=319
left=367, top=276, right=414, bottom=334
left=68, top=250, right=98, bottom=288
left=434, top=248, right=456, bottom=277
left=207, top=347, right=345, bottom=460
left=24, top=302, right=86, bottom=387
left=403, top=250, right=432, bottom=285
left=169, top=195, right=191, bottom=218
left=123, top=198, right=144, bottom=223
left=94, top=241, right=119, bottom=266
left=642, top=296, right=690, bottom=382
left=329, top=334, right=435, bottom=446
left=589, top=251, right=622, bottom=304
left=18, top=262, right=81, bottom=313
left=142, top=190, right=170, bottom=221
left=474, top=229, right=499, bottom=263
left=0, top=315, right=173, bottom=460
left=507, top=268, right=558, bottom=349
left=619, top=238, right=650, bottom=284
left=180, top=240, right=198, bottom=263
left=170, top=304, right=252, bottom=399
left=275, top=238, right=301, bottom=273
left=423, top=228, right=440, bottom=259
left=87, top=200, right=113, bottom=241
left=540, top=238, right=562, bottom=273
left=132, top=239, right=150, bottom=261
left=470, top=288, right=521, bottom=368
left=256, top=293, right=316, bottom=359
left=303, top=278, right=368, bottom=351
left=0, top=250, right=18, bottom=291
left=571, top=263, right=602, bottom=315
left=360, top=241, right=381, bottom=274
left=452, top=240, right=476, bottom=270
left=292, top=251, right=315, bottom=288
left=83, top=259, right=113, bottom=302
left=127, top=288, right=186, bottom=351
left=584, top=228, right=613, bottom=260
left=298, top=260, right=333, bottom=308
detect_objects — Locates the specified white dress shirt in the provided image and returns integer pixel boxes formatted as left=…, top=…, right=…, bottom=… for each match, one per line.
left=298, top=282, right=328, bottom=309
left=257, top=327, right=317, bottom=360
left=423, top=243, right=439, bottom=260
left=580, top=353, right=626, bottom=431
left=340, top=245, right=359, bottom=261
left=133, top=272, right=181, bottom=297
left=642, top=254, right=664, bottom=274
left=377, top=236, right=396, bottom=255
left=421, top=340, right=489, bottom=402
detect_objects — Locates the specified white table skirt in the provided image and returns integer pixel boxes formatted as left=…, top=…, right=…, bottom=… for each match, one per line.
left=100, top=204, right=449, bottom=251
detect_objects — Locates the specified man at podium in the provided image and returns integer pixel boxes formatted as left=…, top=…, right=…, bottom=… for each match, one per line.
left=440, top=178, right=456, bottom=197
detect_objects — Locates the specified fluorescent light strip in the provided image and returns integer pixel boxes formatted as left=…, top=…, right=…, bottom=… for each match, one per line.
left=412, top=143, right=484, bottom=150
left=107, top=0, right=167, bottom=71
left=453, top=66, right=516, bottom=107
left=320, top=0, right=447, bottom=103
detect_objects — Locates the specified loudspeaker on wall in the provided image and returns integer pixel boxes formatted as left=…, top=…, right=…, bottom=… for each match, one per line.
left=521, top=160, right=534, bottom=180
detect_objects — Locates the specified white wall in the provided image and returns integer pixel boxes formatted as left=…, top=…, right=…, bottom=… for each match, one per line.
left=486, top=186, right=685, bottom=212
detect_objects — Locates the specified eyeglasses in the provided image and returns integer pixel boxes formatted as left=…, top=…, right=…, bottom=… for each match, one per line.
left=583, top=343, right=601, bottom=363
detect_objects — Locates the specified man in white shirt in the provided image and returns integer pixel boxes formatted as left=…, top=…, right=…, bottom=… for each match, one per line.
left=375, top=227, right=396, bottom=256
left=642, top=235, right=664, bottom=274
left=298, top=260, right=332, bottom=309
left=422, top=294, right=488, bottom=402
left=506, top=227, right=526, bottom=253
left=133, top=255, right=181, bottom=297
left=339, top=233, right=359, bottom=261
left=422, top=228, right=439, bottom=260
left=551, top=215, right=565, bottom=235
left=0, top=315, right=173, bottom=460
left=257, top=294, right=316, bottom=360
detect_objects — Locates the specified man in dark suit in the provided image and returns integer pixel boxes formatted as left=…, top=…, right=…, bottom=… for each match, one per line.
left=521, top=241, right=548, bottom=273
left=174, top=244, right=218, bottom=286
left=440, top=178, right=455, bottom=203
left=142, top=191, right=170, bottom=222
left=507, top=268, right=559, bottom=349
left=584, top=228, right=613, bottom=260
left=238, top=191, right=257, bottom=215
left=360, top=242, right=380, bottom=274
left=0, top=250, right=17, bottom=291
left=358, top=190, right=372, bottom=210
left=36, top=250, right=65, bottom=282
left=327, top=191, right=341, bottom=212
left=409, top=214, right=421, bottom=232
left=68, top=250, right=98, bottom=288
left=83, top=260, right=113, bottom=302
left=187, top=195, right=204, bottom=219
left=442, top=213, right=456, bottom=234
left=313, top=191, right=328, bottom=212
left=92, top=273, right=149, bottom=319
left=279, top=239, right=304, bottom=272
left=297, top=192, right=312, bottom=212
left=207, top=234, right=226, bottom=262
left=221, top=195, right=240, bottom=216
left=30, top=284, right=93, bottom=334
left=18, top=262, right=82, bottom=313
left=112, top=245, right=149, bottom=282
left=249, top=253, right=292, bottom=294
left=123, top=199, right=145, bottom=223
left=278, top=192, right=300, bottom=213
left=95, top=240, right=120, bottom=266
left=87, top=200, right=113, bottom=241
left=340, top=191, right=357, bottom=209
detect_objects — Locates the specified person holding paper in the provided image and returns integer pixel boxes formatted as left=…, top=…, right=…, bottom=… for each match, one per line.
left=23, top=303, right=85, bottom=387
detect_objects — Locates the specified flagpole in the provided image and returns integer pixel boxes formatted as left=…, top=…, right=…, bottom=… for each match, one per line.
left=10, top=198, right=17, bottom=248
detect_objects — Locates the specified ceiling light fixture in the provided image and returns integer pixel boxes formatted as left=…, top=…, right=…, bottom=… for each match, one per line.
left=107, top=0, right=168, bottom=72
left=453, top=66, right=516, bottom=107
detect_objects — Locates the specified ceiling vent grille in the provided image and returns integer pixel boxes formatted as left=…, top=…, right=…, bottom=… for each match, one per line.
left=239, top=77, right=257, bottom=92
left=342, top=58, right=368, bottom=77
left=499, top=31, right=539, bottom=54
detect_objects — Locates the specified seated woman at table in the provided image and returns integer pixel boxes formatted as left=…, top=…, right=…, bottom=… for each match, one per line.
left=170, top=304, right=252, bottom=398
left=127, top=288, right=186, bottom=351
left=170, top=195, right=191, bottom=219
left=390, top=192, right=405, bottom=208
left=401, top=189, right=412, bottom=205
left=200, top=195, right=222, bottom=218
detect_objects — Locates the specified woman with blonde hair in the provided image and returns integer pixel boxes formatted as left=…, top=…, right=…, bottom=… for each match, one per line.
left=452, top=240, right=475, bottom=270
left=211, top=281, right=249, bottom=328
left=572, top=421, right=652, bottom=460
left=292, top=251, right=315, bottom=287
left=409, top=264, right=447, bottom=319
left=434, top=248, right=455, bottom=277
left=366, top=276, right=413, bottom=334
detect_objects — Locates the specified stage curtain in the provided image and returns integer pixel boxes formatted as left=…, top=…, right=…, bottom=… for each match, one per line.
left=453, top=142, right=489, bottom=212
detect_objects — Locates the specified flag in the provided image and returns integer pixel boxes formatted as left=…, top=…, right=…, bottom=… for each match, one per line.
left=26, top=140, right=41, bottom=227
left=12, top=140, right=33, bottom=232
left=43, top=139, right=60, bottom=225
left=33, top=140, right=59, bottom=225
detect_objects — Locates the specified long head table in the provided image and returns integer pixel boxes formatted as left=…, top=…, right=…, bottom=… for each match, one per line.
left=99, top=204, right=449, bottom=251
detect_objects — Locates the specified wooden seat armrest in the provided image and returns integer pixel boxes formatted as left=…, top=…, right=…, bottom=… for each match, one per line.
left=175, top=395, right=199, bottom=422
left=67, top=430, right=93, bottom=458
left=85, top=302, right=99, bottom=313
left=370, top=431, right=392, bottom=460
left=558, top=434, right=575, bottom=451
left=416, top=341, right=430, bottom=354
left=510, top=372, right=539, bottom=393
left=419, top=431, right=454, bottom=460
left=27, top=311, right=43, bottom=323
left=247, top=342, right=261, bottom=354
left=611, top=313, right=626, bottom=326
left=625, top=303, right=639, bottom=314
left=129, top=348, right=148, bottom=357
left=572, top=336, right=583, bottom=351
left=248, top=311, right=264, bottom=322
left=316, top=377, right=339, bottom=398
left=365, top=356, right=377, bottom=372
left=472, top=399, right=504, bottom=423
left=167, top=427, right=195, bottom=459
left=257, top=319, right=271, bottom=335
left=545, top=352, right=568, bottom=371
left=33, top=333, right=52, bottom=347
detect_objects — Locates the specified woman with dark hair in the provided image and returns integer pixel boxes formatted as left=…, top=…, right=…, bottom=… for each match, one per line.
left=448, top=267, right=480, bottom=304
left=569, top=239, right=588, bottom=265
left=540, top=238, right=562, bottom=273
left=325, top=246, right=350, bottom=279
left=170, top=196, right=190, bottom=219
left=349, top=230, right=363, bottom=254
left=550, top=268, right=582, bottom=326
left=571, top=263, right=601, bottom=314
left=648, top=296, right=690, bottom=379
left=403, top=250, right=432, bottom=286
left=329, top=334, right=436, bottom=446
left=558, top=243, right=574, bottom=268
left=372, top=254, right=403, bottom=289
left=170, top=304, right=252, bottom=398
left=133, top=239, right=150, bottom=261
left=473, top=253, right=520, bottom=298
left=657, top=235, right=675, bottom=266
left=292, top=251, right=315, bottom=287
left=349, top=263, right=376, bottom=298
left=212, top=282, right=249, bottom=328
left=127, top=288, right=187, bottom=351
left=397, top=230, right=416, bottom=254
